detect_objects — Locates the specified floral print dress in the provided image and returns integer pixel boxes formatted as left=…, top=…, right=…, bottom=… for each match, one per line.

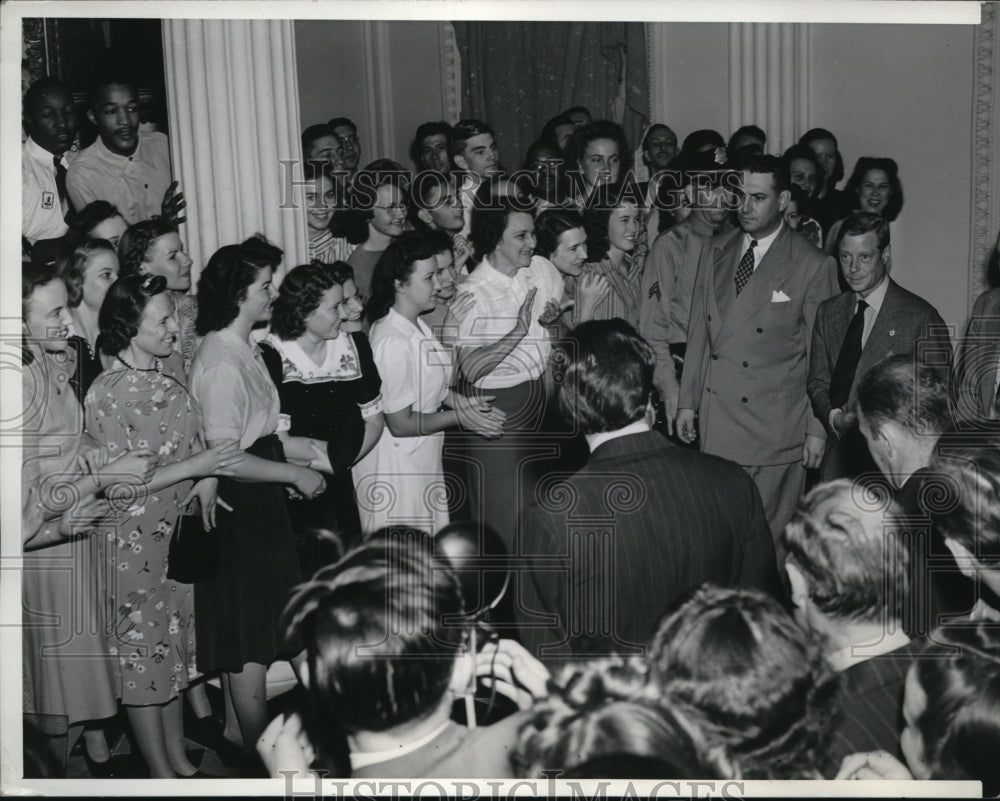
left=84, top=351, right=199, bottom=705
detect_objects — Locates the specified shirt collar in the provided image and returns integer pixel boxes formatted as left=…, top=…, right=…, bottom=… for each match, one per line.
left=94, top=132, right=140, bottom=163
left=744, top=221, right=784, bottom=258
left=857, top=274, right=890, bottom=313
left=349, top=721, right=451, bottom=770
left=827, top=628, right=910, bottom=673
left=687, top=213, right=717, bottom=237
left=586, top=420, right=652, bottom=454
left=25, top=135, right=67, bottom=166
left=475, top=257, right=521, bottom=285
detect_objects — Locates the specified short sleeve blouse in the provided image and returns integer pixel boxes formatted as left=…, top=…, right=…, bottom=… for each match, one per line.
left=189, top=328, right=280, bottom=448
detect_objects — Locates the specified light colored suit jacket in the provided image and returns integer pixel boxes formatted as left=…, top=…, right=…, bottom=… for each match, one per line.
left=809, top=279, right=953, bottom=430
left=953, top=287, right=1000, bottom=428
left=679, top=224, right=839, bottom=466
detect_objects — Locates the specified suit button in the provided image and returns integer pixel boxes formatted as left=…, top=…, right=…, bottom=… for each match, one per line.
left=756, top=327, right=763, bottom=333
left=741, top=397, right=748, bottom=403
left=707, top=314, right=712, bottom=321
left=711, top=354, right=718, bottom=360
left=742, top=361, right=749, bottom=367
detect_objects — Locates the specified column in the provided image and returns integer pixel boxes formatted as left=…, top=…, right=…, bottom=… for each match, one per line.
left=162, top=19, right=307, bottom=283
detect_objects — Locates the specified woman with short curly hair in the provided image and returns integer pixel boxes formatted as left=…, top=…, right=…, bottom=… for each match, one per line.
left=578, top=197, right=646, bottom=328
left=117, top=217, right=199, bottom=367
left=259, top=260, right=384, bottom=571
left=86, top=272, right=241, bottom=776
left=189, top=237, right=327, bottom=766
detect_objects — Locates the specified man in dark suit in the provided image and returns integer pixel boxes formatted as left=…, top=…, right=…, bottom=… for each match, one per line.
left=856, top=356, right=975, bottom=634
left=677, top=154, right=839, bottom=551
left=808, top=213, right=952, bottom=481
left=518, top=320, right=780, bottom=662
left=782, top=479, right=918, bottom=775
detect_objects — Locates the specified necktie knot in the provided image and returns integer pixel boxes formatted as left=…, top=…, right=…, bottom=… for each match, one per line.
left=734, top=240, right=758, bottom=295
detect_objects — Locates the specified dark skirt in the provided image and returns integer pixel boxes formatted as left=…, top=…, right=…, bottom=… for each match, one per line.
left=287, top=471, right=361, bottom=581
left=194, top=435, right=302, bottom=674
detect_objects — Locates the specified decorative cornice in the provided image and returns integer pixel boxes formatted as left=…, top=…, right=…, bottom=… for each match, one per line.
left=970, top=0, right=998, bottom=306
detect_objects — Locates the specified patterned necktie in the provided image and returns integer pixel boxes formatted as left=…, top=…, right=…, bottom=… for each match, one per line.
left=734, top=239, right=757, bottom=295
left=829, top=299, right=869, bottom=410
left=53, top=155, right=68, bottom=213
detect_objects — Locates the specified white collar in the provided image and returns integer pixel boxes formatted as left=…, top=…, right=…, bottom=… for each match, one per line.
left=264, top=332, right=360, bottom=383
left=857, top=274, right=890, bottom=313
left=25, top=135, right=67, bottom=166
left=744, top=221, right=784, bottom=259
left=827, top=627, right=910, bottom=673
left=349, top=721, right=451, bottom=770
left=586, top=420, right=652, bottom=454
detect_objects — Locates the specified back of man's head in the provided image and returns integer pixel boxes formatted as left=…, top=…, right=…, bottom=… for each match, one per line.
left=782, top=479, right=908, bottom=626
left=557, top=319, right=654, bottom=435
left=282, top=531, right=467, bottom=733
left=856, top=354, right=952, bottom=439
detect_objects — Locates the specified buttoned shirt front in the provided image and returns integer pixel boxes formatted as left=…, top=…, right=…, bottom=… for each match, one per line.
left=457, top=256, right=564, bottom=390
left=856, top=274, right=890, bottom=348
left=22, top=136, right=72, bottom=244
left=66, top=131, right=172, bottom=224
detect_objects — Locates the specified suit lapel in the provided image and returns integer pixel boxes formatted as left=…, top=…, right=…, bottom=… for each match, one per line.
left=717, top=226, right=797, bottom=347
left=854, top=281, right=905, bottom=382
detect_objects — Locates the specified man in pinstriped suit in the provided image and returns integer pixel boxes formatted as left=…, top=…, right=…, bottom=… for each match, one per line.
left=516, top=319, right=780, bottom=664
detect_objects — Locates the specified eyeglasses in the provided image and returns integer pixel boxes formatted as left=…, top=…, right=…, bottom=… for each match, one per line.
left=375, top=203, right=408, bottom=212
left=338, top=135, right=360, bottom=145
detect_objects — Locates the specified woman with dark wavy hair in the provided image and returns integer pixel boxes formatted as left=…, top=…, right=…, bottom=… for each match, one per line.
left=353, top=231, right=504, bottom=535
left=648, top=584, right=840, bottom=779
left=579, top=196, right=646, bottom=328
left=85, top=273, right=241, bottom=776
left=259, top=260, right=384, bottom=571
left=824, top=156, right=905, bottom=255
left=564, top=120, right=632, bottom=208
left=188, top=236, right=326, bottom=769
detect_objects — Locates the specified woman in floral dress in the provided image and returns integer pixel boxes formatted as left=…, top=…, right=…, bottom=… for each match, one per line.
left=85, top=273, right=240, bottom=777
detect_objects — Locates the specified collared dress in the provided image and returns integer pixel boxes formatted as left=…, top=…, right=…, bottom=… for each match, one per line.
left=260, top=331, right=382, bottom=571
left=353, top=308, right=452, bottom=535
left=22, top=345, right=120, bottom=727
left=188, top=328, right=301, bottom=672
left=84, top=352, right=199, bottom=704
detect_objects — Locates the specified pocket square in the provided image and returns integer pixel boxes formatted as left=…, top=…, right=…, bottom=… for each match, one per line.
left=771, top=290, right=791, bottom=303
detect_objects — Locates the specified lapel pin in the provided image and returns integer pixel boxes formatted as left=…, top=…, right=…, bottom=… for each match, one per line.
left=889, top=329, right=896, bottom=337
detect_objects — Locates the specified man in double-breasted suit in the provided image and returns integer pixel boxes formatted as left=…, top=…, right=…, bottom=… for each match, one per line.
left=677, top=155, right=839, bottom=549
left=809, top=213, right=952, bottom=481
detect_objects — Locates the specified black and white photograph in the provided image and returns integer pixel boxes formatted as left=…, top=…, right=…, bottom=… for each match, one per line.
left=2, top=0, right=998, bottom=795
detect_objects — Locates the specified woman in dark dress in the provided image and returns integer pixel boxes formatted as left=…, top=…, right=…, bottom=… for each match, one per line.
left=58, top=238, right=118, bottom=403
left=260, top=260, right=384, bottom=574
left=189, top=237, right=326, bottom=768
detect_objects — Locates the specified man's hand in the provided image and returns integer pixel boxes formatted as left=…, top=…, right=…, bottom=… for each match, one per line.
left=830, top=408, right=858, bottom=438
left=802, top=434, right=825, bottom=469
left=676, top=408, right=698, bottom=444
left=835, top=751, right=913, bottom=780
left=256, top=712, right=314, bottom=779
left=476, top=639, right=550, bottom=709
left=160, top=181, right=187, bottom=225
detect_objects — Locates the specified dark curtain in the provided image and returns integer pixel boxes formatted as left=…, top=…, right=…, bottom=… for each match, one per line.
left=453, top=22, right=649, bottom=172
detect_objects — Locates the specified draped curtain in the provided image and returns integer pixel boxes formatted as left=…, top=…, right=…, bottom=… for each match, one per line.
left=162, top=19, right=307, bottom=285
left=453, top=22, right=648, bottom=172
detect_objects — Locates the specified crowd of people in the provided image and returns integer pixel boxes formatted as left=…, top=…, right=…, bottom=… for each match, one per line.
left=20, top=67, right=1000, bottom=791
